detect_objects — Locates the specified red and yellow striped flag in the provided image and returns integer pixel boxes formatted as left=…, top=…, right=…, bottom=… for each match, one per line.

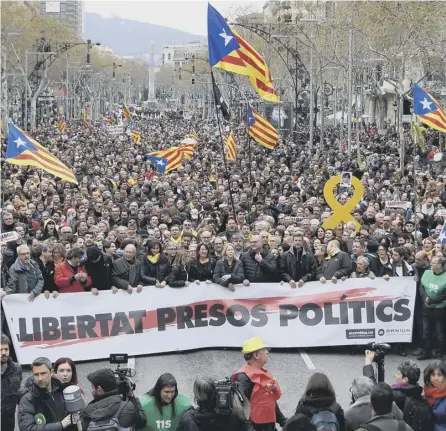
left=150, top=144, right=196, bottom=173
left=132, top=130, right=141, bottom=145
left=247, top=104, right=279, bottom=150
left=224, top=131, right=236, bottom=160
left=57, top=116, right=67, bottom=133
left=231, top=28, right=279, bottom=103
left=123, top=103, right=131, bottom=121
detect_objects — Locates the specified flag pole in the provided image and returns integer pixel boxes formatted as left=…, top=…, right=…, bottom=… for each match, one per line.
left=210, top=70, right=237, bottom=221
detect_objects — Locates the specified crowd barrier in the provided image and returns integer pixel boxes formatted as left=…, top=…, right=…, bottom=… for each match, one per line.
left=2, top=277, right=416, bottom=365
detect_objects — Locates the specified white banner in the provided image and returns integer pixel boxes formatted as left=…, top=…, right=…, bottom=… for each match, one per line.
left=2, top=278, right=416, bottom=364
left=105, top=125, right=124, bottom=135
left=385, top=201, right=412, bottom=209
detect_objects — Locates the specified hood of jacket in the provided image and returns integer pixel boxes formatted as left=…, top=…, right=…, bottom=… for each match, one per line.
left=350, top=395, right=371, bottom=409
left=82, top=392, right=124, bottom=421
left=298, top=395, right=338, bottom=414
left=187, top=407, right=226, bottom=431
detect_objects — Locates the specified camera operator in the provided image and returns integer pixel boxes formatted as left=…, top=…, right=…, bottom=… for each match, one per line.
left=80, top=369, right=146, bottom=430
left=231, top=337, right=287, bottom=431
left=363, top=350, right=434, bottom=430
left=176, top=378, right=254, bottom=431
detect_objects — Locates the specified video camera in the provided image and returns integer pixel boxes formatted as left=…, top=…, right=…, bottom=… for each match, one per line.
left=366, top=342, right=391, bottom=363
left=366, top=342, right=391, bottom=382
left=110, top=354, right=136, bottom=400
left=214, top=378, right=246, bottom=416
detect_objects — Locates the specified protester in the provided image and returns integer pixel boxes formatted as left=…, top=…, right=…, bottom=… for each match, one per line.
left=5, top=245, right=43, bottom=301
left=423, top=360, right=446, bottom=431
left=213, top=243, right=244, bottom=291
left=111, top=244, right=144, bottom=293
left=139, top=373, right=191, bottom=431
left=83, top=246, right=114, bottom=293
left=54, top=248, right=92, bottom=293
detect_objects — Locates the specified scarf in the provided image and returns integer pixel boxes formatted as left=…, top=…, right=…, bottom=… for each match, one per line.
left=148, top=254, right=160, bottom=264
left=122, top=258, right=137, bottom=286
left=391, top=382, right=408, bottom=390
left=424, top=385, right=446, bottom=406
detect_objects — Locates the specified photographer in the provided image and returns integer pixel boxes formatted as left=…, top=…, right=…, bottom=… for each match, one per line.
left=363, top=350, right=433, bottom=431
left=176, top=378, right=254, bottom=431
left=80, top=369, right=146, bottom=430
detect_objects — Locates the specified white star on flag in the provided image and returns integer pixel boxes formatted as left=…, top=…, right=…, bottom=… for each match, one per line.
left=14, top=137, right=27, bottom=148
left=157, top=160, right=165, bottom=166
left=420, top=98, right=433, bottom=111
left=219, top=29, right=233, bottom=46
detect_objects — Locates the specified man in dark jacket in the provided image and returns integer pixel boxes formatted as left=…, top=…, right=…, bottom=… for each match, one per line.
left=356, top=383, right=412, bottom=431
left=83, top=246, right=113, bottom=293
left=316, top=240, right=352, bottom=282
left=35, top=244, right=58, bottom=296
left=1, top=333, right=23, bottom=431
left=81, top=369, right=146, bottom=430
left=111, top=244, right=144, bottom=293
left=18, top=357, right=73, bottom=431
left=281, top=232, right=316, bottom=287
left=240, top=236, right=278, bottom=283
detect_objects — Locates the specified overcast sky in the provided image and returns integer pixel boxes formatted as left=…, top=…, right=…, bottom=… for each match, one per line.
left=84, top=0, right=263, bottom=36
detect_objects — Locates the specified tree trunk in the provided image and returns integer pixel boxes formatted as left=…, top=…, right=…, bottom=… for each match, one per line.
left=30, top=96, right=37, bottom=130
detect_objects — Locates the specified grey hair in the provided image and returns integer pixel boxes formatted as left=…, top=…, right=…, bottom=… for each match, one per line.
left=17, top=244, right=30, bottom=255
left=350, top=376, right=374, bottom=400
left=193, top=378, right=216, bottom=407
left=31, top=356, right=52, bottom=371
left=67, top=248, right=84, bottom=260
left=35, top=244, right=50, bottom=257
left=357, top=256, right=370, bottom=268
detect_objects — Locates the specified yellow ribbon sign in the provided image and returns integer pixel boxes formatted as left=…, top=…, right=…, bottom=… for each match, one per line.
left=322, top=175, right=364, bottom=232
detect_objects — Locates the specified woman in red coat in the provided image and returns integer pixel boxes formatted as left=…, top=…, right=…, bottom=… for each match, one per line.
left=55, top=248, right=92, bottom=293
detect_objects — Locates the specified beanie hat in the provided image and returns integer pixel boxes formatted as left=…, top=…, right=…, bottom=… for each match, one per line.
left=86, top=246, right=102, bottom=261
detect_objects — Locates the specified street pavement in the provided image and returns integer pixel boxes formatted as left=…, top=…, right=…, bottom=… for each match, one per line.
left=21, top=346, right=434, bottom=418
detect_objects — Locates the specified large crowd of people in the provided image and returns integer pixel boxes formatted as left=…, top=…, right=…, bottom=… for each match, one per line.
left=1, top=112, right=446, bottom=430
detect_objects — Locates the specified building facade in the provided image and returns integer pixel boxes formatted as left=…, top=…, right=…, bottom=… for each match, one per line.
left=161, top=42, right=207, bottom=69
left=38, top=1, right=84, bottom=40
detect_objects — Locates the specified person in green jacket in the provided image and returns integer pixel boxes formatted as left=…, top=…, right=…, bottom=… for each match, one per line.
left=418, top=255, right=446, bottom=361
left=139, top=373, right=191, bottom=431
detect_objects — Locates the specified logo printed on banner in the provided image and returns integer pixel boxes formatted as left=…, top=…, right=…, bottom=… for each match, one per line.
left=378, top=329, right=385, bottom=336
left=346, top=329, right=375, bottom=339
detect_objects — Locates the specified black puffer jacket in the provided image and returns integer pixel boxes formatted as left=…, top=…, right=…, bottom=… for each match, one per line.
left=1, top=357, right=23, bottom=431
left=239, top=249, right=278, bottom=282
left=189, top=259, right=216, bottom=282
left=213, top=259, right=244, bottom=287
left=80, top=392, right=147, bottom=430
left=18, top=377, right=70, bottom=431
left=166, top=264, right=190, bottom=288
left=140, top=255, right=170, bottom=285
left=177, top=406, right=254, bottom=431
left=36, top=259, right=58, bottom=293
left=293, top=395, right=346, bottom=431
left=281, top=248, right=317, bottom=283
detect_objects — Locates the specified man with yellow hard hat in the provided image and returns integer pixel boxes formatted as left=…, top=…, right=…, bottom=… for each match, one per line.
left=231, top=337, right=287, bottom=431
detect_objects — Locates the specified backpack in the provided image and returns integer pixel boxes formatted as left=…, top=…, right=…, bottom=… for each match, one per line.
left=86, top=401, right=130, bottom=431
left=311, top=411, right=340, bottom=431
left=403, top=396, right=435, bottom=431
